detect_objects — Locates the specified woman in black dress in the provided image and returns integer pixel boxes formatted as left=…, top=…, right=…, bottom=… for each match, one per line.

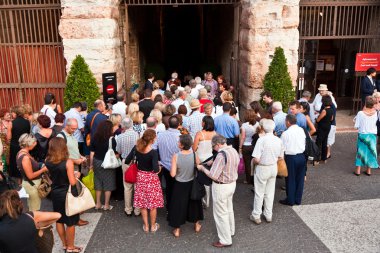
left=316, top=96, right=334, bottom=164
left=0, top=190, right=61, bottom=253
left=46, top=137, right=82, bottom=253
left=8, top=105, right=30, bottom=181
left=168, top=134, right=203, bottom=237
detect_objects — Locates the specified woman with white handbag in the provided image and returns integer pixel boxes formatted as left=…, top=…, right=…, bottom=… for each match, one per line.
left=46, top=137, right=82, bottom=253
left=89, top=120, right=119, bottom=211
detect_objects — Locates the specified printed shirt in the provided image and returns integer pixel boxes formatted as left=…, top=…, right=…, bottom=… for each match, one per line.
left=153, top=128, right=180, bottom=170
left=204, top=145, right=239, bottom=183
left=116, top=129, right=139, bottom=159
left=187, top=111, right=205, bottom=138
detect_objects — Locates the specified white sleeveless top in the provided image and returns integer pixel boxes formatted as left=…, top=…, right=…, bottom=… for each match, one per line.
left=196, top=131, right=213, bottom=162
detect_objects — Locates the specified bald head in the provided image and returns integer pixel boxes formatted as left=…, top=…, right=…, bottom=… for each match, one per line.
left=146, top=116, right=158, bottom=129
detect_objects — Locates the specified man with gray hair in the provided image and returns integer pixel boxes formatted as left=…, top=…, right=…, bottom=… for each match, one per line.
left=145, top=116, right=158, bottom=131
left=112, top=92, right=127, bottom=119
left=171, top=90, right=191, bottom=115
left=250, top=119, right=284, bottom=224
left=299, top=90, right=316, bottom=123
left=197, top=134, right=240, bottom=248
left=116, top=117, right=140, bottom=216
left=194, top=76, right=204, bottom=90
left=189, top=79, right=199, bottom=99
left=272, top=101, right=287, bottom=137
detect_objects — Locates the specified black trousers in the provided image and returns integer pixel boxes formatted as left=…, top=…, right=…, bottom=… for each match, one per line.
left=163, top=168, right=175, bottom=212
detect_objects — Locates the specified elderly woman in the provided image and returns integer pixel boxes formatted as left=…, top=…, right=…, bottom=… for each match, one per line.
left=354, top=96, right=378, bottom=176
left=131, top=111, right=146, bottom=137
left=116, top=117, right=140, bottom=216
left=0, top=190, right=61, bottom=253
left=8, top=105, right=30, bottom=181
left=250, top=119, right=284, bottom=224
left=162, top=104, right=176, bottom=129
left=239, top=110, right=259, bottom=184
left=169, top=134, right=203, bottom=237
left=17, top=133, right=48, bottom=211
left=203, top=103, right=214, bottom=118
left=150, top=109, right=165, bottom=133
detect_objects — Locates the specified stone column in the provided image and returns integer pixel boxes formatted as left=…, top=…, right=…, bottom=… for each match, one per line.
left=239, top=0, right=300, bottom=108
left=59, top=0, right=124, bottom=90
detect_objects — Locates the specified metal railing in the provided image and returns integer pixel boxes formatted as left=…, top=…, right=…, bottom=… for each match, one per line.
left=0, top=0, right=65, bottom=112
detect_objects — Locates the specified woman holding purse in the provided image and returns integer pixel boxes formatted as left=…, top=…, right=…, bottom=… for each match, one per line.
left=46, top=137, right=82, bottom=253
left=16, top=133, right=48, bottom=211
left=90, top=120, right=118, bottom=211
left=125, top=129, right=163, bottom=233
left=169, top=134, right=203, bottom=237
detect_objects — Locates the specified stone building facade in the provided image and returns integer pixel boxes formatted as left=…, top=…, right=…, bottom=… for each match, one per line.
left=59, top=0, right=300, bottom=108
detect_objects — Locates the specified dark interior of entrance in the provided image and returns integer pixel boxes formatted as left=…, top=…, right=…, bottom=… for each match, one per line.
left=128, top=5, right=234, bottom=82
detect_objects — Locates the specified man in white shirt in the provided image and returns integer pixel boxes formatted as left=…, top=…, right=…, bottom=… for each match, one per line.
left=171, top=90, right=191, bottom=115
left=40, top=93, right=57, bottom=128
left=250, top=119, right=284, bottom=224
left=194, top=76, right=204, bottom=91
left=112, top=92, right=127, bottom=119
left=189, top=79, right=199, bottom=99
left=280, top=114, right=306, bottom=206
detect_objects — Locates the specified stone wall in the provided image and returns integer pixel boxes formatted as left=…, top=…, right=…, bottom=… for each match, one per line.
left=59, top=0, right=124, bottom=90
left=239, top=0, right=300, bottom=108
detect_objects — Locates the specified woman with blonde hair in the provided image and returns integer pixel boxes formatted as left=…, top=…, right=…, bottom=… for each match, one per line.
left=46, top=137, right=82, bottom=252
left=125, top=129, right=163, bottom=232
left=0, top=190, right=61, bottom=253
left=150, top=109, right=165, bottom=133
left=198, top=88, right=213, bottom=113
left=109, top=113, right=122, bottom=136
left=131, top=92, right=140, bottom=103
left=131, top=111, right=146, bottom=136
left=127, top=103, right=139, bottom=117
left=154, top=102, right=166, bottom=112
left=17, top=133, right=48, bottom=211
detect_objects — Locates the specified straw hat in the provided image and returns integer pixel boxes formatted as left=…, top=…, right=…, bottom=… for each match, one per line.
left=318, top=84, right=328, bottom=91
left=190, top=99, right=201, bottom=109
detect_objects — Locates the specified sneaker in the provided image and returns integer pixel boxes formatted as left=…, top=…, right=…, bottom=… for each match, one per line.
left=249, top=215, right=261, bottom=225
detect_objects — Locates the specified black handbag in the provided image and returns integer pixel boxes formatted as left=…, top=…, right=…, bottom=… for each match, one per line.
left=197, top=156, right=213, bottom=186
left=0, top=171, right=20, bottom=194
left=190, top=153, right=205, bottom=201
left=304, top=128, right=320, bottom=160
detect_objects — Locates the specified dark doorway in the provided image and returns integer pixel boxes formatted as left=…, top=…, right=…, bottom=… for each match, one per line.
left=128, top=5, right=234, bottom=82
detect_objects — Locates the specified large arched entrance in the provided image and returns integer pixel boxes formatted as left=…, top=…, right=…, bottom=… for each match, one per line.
left=120, top=0, right=240, bottom=90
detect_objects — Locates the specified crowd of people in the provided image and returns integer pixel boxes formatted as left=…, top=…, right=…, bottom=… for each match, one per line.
left=0, top=68, right=378, bottom=251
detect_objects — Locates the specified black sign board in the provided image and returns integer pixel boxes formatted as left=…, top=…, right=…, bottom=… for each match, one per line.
left=102, top=72, right=117, bottom=104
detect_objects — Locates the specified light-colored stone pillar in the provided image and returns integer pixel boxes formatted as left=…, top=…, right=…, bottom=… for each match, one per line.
left=59, top=0, right=124, bottom=90
left=239, top=0, right=300, bottom=108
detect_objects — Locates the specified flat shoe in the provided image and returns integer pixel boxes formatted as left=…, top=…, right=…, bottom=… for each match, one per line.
left=94, top=205, right=104, bottom=211
left=102, top=205, right=113, bottom=211
left=364, top=172, right=371, bottom=176
left=151, top=223, right=160, bottom=233
left=212, top=241, right=232, bottom=248
left=66, top=246, right=82, bottom=253
left=353, top=172, right=360, bottom=176
left=76, top=219, right=89, bottom=226
left=143, top=225, right=149, bottom=233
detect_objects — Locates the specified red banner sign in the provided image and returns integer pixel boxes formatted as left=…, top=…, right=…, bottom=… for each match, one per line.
left=355, top=53, right=380, bottom=72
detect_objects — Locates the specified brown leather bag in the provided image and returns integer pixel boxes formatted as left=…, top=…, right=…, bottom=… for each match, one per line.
left=277, top=159, right=288, bottom=177
left=85, top=112, right=100, bottom=146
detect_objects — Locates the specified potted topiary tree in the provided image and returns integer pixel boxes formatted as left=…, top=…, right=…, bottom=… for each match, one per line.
left=263, top=47, right=295, bottom=112
left=64, top=55, right=100, bottom=111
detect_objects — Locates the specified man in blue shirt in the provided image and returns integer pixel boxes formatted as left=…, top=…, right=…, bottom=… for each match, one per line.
left=153, top=116, right=180, bottom=214
left=289, top=100, right=307, bottom=129
left=214, top=103, right=240, bottom=150
left=84, top=100, right=108, bottom=140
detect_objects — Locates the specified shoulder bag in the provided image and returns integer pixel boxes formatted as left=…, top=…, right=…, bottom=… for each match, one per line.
left=190, top=152, right=206, bottom=201
left=124, top=150, right=138, bottom=183
left=303, top=128, right=320, bottom=161
left=85, top=112, right=100, bottom=146
left=277, top=159, right=288, bottom=177
left=101, top=137, right=122, bottom=169
left=65, top=179, right=95, bottom=216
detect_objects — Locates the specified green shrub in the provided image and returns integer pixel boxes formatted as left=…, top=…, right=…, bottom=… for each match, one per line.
left=263, top=47, right=295, bottom=112
left=64, top=55, right=100, bottom=111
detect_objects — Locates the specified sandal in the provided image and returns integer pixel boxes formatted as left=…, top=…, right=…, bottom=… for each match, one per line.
left=143, top=225, right=149, bottom=233
left=66, top=246, right=82, bottom=253
left=194, top=222, right=202, bottom=233
left=151, top=223, right=160, bottom=233
left=102, top=205, right=113, bottom=211
left=94, top=205, right=103, bottom=211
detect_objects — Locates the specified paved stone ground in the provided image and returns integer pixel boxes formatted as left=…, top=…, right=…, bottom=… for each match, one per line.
left=41, top=133, right=380, bottom=253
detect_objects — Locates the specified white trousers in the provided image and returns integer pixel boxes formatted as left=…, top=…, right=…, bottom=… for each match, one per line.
left=122, top=163, right=140, bottom=215
left=212, top=181, right=236, bottom=245
left=202, top=185, right=210, bottom=208
left=252, top=164, right=277, bottom=220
